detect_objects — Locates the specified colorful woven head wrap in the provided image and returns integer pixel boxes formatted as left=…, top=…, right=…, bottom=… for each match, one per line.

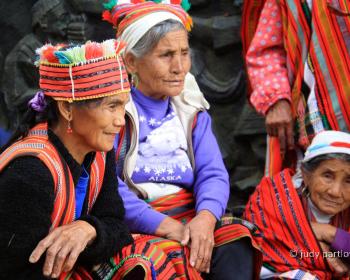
left=102, top=0, right=193, bottom=53
left=303, top=131, right=350, bottom=162
left=35, top=39, right=130, bottom=102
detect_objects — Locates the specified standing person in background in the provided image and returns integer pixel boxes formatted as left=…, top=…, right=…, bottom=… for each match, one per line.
left=102, top=1, right=262, bottom=279
left=243, top=0, right=350, bottom=176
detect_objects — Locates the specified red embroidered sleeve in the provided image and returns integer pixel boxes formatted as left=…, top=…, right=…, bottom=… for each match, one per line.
left=246, top=0, right=291, bottom=115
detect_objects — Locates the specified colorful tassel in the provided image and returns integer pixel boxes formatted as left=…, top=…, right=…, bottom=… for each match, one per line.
left=85, top=42, right=104, bottom=60
left=102, top=39, right=118, bottom=57
left=55, top=51, right=74, bottom=64
left=41, top=45, right=60, bottom=64
left=102, top=10, right=113, bottom=24
left=103, top=0, right=118, bottom=10
left=181, top=0, right=191, bottom=11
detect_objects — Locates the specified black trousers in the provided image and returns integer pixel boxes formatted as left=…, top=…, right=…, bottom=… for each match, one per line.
left=203, top=237, right=255, bottom=280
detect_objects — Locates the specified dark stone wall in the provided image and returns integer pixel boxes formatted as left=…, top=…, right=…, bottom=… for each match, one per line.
left=0, top=0, right=266, bottom=213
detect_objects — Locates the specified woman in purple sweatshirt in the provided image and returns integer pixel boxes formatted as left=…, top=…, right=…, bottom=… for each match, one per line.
left=102, top=1, right=261, bottom=279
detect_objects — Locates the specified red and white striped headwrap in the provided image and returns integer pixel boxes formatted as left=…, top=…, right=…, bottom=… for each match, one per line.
left=36, top=39, right=130, bottom=102
left=303, top=130, right=350, bottom=162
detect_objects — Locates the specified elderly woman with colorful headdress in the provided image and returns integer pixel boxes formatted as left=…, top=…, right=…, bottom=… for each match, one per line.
left=244, top=130, right=350, bottom=279
left=102, top=1, right=262, bottom=279
left=0, top=40, right=137, bottom=279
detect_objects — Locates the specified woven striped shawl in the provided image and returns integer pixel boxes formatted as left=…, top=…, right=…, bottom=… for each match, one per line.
left=244, top=169, right=350, bottom=279
left=278, top=0, right=350, bottom=144
left=0, top=123, right=106, bottom=228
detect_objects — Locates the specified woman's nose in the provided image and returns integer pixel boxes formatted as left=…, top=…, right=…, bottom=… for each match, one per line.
left=171, top=56, right=184, bottom=74
left=327, top=181, right=342, bottom=198
left=113, top=112, right=125, bottom=128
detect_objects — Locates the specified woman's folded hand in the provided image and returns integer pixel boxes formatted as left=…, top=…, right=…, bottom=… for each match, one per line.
left=155, top=216, right=185, bottom=243
left=310, top=222, right=337, bottom=244
left=181, top=210, right=217, bottom=273
left=29, top=220, right=96, bottom=278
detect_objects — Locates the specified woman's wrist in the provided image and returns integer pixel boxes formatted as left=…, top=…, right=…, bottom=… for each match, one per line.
left=77, top=220, right=97, bottom=245
left=311, top=222, right=337, bottom=244
left=197, top=210, right=217, bottom=225
left=322, top=224, right=337, bottom=244
left=155, top=217, right=183, bottom=238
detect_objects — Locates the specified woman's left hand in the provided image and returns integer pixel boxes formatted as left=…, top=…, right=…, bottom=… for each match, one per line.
left=310, top=222, right=337, bottom=244
left=29, top=220, right=96, bottom=278
left=181, top=210, right=217, bottom=273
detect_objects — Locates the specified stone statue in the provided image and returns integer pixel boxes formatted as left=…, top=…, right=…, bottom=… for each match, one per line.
left=1, top=0, right=89, bottom=128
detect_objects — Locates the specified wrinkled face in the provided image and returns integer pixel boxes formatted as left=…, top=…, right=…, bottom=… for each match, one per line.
left=303, top=158, right=350, bottom=215
left=133, top=29, right=191, bottom=99
left=71, top=92, right=129, bottom=152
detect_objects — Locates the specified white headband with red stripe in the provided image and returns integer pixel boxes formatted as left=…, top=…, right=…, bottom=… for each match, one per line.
left=303, top=130, right=350, bottom=162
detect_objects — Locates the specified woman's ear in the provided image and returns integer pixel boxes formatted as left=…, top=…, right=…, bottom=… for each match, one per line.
left=56, top=101, right=72, bottom=122
left=124, top=53, right=138, bottom=74
left=301, top=167, right=310, bottom=187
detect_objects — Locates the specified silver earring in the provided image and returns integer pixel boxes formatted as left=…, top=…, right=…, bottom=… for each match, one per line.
left=131, top=73, right=139, bottom=88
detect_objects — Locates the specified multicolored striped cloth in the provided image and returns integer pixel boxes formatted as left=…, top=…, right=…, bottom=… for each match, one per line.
left=244, top=169, right=350, bottom=280
left=36, top=40, right=130, bottom=102
left=0, top=123, right=106, bottom=229
left=77, top=189, right=262, bottom=280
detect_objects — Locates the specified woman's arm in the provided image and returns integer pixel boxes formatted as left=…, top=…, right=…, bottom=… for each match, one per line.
left=192, top=111, right=229, bottom=220
left=29, top=150, right=134, bottom=278
left=186, top=111, right=228, bottom=273
left=77, top=150, right=133, bottom=264
left=118, top=176, right=168, bottom=234
left=311, top=222, right=350, bottom=264
left=331, top=229, right=350, bottom=258
left=246, top=0, right=294, bottom=153
left=0, top=157, right=54, bottom=279
left=246, top=0, right=291, bottom=116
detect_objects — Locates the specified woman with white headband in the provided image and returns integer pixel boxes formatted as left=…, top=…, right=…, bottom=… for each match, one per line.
left=102, top=0, right=262, bottom=279
left=244, top=130, right=350, bottom=279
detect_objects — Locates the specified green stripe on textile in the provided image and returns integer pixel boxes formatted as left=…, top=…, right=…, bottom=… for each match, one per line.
left=285, top=0, right=309, bottom=60
left=310, top=32, right=345, bottom=130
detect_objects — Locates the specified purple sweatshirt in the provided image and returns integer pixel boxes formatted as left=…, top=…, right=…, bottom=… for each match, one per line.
left=117, top=88, right=229, bottom=234
left=331, top=229, right=350, bottom=262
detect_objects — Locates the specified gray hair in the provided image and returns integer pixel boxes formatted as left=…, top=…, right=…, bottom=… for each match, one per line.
left=301, top=153, right=350, bottom=173
left=129, top=19, right=187, bottom=58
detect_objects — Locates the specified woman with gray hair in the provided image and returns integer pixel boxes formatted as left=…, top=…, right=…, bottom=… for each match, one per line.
left=244, top=130, right=350, bottom=279
left=102, top=1, right=261, bottom=279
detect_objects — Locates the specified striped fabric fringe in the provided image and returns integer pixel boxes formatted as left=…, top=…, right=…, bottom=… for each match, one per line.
left=244, top=169, right=350, bottom=280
